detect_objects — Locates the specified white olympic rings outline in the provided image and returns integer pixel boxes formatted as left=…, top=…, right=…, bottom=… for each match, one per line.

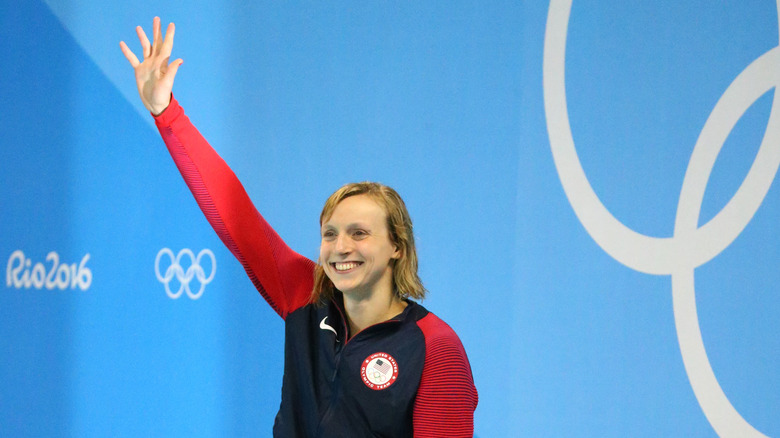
left=543, top=1, right=780, bottom=436
left=154, top=248, right=216, bottom=300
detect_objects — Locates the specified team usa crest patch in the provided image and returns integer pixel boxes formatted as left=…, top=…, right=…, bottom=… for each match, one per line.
left=361, top=352, right=399, bottom=390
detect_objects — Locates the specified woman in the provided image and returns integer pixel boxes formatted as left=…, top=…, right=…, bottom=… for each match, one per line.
left=121, top=17, right=477, bottom=437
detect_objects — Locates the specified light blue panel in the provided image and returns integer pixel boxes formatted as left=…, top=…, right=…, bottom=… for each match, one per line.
left=521, top=0, right=779, bottom=436
left=1, top=2, right=78, bottom=435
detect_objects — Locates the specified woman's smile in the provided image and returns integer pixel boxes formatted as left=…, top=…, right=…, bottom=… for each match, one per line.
left=331, top=261, right=364, bottom=272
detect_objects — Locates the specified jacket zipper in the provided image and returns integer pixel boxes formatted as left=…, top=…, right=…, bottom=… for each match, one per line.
left=315, top=300, right=403, bottom=434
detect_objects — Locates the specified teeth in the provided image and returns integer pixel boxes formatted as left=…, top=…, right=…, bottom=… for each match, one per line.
left=334, top=262, right=360, bottom=271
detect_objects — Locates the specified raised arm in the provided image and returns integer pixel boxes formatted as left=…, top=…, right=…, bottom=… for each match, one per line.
left=121, top=18, right=315, bottom=317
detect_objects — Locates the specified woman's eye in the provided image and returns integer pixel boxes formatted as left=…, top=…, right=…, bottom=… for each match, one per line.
left=322, top=231, right=336, bottom=240
left=352, top=230, right=368, bottom=238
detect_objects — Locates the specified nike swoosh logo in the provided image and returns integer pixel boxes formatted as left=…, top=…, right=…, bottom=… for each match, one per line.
left=320, top=316, right=338, bottom=339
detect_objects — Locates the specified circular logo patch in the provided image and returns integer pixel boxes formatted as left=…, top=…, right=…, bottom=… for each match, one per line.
left=361, top=352, right=399, bottom=390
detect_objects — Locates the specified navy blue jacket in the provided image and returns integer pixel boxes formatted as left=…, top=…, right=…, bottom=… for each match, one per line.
left=274, top=296, right=428, bottom=436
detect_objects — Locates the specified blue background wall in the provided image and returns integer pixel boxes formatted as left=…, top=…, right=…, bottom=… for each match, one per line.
left=1, top=1, right=778, bottom=436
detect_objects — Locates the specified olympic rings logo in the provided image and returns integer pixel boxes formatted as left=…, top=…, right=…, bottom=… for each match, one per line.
left=544, top=2, right=779, bottom=437
left=154, top=248, right=216, bottom=300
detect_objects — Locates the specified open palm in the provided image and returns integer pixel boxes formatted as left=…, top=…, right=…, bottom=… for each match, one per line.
left=119, top=17, right=182, bottom=115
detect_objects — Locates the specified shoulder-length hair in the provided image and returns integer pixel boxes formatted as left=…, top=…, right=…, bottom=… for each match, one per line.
left=311, top=182, right=426, bottom=304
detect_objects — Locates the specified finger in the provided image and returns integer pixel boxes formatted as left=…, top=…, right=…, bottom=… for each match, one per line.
left=162, top=59, right=183, bottom=89
left=164, top=58, right=184, bottom=84
left=119, top=41, right=140, bottom=67
left=159, top=57, right=182, bottom=80
left=157, top=59, right=183, bottom=109
left=160, top=22, right=176, bottom=56
left=137, top=26, right=151, bottom=59
left=152, top=16, right=161, bottom=56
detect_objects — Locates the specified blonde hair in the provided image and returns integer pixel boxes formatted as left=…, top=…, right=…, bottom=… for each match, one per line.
left=311, top=182, right=426, bottom=303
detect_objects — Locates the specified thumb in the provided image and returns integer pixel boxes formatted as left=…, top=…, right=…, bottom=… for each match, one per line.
left=150, top=59, right=183, bottom=115
left=165, top=58, right=184, bottom=83
left=159, top=58, right=183, bottom=93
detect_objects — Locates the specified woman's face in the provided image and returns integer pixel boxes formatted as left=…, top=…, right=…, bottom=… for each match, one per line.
left=320, top=194, right=399, bottom=298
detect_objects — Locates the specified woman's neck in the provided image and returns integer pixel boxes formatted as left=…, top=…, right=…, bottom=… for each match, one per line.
left=343, top=289, right=407, bottom=338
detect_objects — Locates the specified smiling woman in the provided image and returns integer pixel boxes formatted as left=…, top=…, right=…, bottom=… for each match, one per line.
left=314, top=182, right=425, bottom=302
left=121, top=16, right=477, bottom=438
left=319, top=194, right=401, bottom=299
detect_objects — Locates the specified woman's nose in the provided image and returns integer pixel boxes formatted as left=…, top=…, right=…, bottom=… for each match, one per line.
left=335, top=234, right=351, bottom=253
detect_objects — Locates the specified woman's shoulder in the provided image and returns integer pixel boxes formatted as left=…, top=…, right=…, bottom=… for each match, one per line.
left=411, top=304, right=478, bottom=417
left=412, top=306, right=467, bottom=352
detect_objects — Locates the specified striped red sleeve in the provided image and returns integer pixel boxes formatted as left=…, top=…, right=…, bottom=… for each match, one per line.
left=414, top=313, right=478, bottom=437
left=153, top=97, right=315, bottom=318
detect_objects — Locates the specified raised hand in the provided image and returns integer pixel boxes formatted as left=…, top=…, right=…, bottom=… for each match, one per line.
left=119, top=17, right=183, bottom=115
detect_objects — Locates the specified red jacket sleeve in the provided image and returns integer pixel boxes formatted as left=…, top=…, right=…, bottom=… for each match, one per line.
left=414, top=313, right=479, bottom=436
left=153, top=97, right=315, bottom=318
